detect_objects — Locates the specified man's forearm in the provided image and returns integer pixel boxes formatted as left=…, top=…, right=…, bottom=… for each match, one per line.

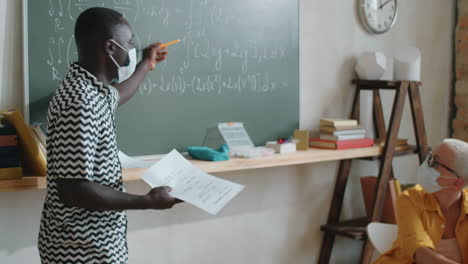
left=113, top=59, right=151, bottom=106
left=57, top=178, right=150, bottom=211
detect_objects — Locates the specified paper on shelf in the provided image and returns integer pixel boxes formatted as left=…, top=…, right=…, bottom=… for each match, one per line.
left=141, top=149, right=245, bottom=215
left=203, top=122, right=254, bottom=152
left=118, top=151, right=156, bottom=169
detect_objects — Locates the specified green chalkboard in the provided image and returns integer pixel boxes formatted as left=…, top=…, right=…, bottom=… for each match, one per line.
left=25, top=0, right=299, bottom=156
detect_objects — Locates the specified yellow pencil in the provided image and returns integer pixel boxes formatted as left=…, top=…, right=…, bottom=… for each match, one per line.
left=150, top=40, right=181, bottom=70
left=160, top=39, right=181, bottom=48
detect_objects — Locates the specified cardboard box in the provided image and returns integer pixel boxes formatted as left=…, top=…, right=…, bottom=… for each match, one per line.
left=294, top=129, right=309, bottom=150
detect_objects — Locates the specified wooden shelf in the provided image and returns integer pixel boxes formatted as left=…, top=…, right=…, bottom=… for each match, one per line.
left=0, top=145, right=416, bottom=192
left=352, top=80, right=421, bottom=90
left=358, top=145, right=418, bottom=160
left=320, top=217, right=368, bottom=240
left=0, top=176, right=46, bottom=192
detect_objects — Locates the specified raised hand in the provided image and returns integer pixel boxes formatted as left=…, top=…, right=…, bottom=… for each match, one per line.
left=142, top=42, right=168, bottom=70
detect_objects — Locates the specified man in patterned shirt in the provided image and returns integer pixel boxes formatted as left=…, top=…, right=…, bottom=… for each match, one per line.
left=38, top=7, right=182, bottom=264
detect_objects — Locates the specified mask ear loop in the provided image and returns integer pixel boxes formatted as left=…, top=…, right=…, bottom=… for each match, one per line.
left=108, top=39, right=131, bottom=69
left=109, top=54, right=121, bottom=68
left=109, top=39, right=128, bottom=53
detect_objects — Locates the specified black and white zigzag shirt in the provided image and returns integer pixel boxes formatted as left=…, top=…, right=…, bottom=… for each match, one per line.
left=38, top=63, right=128, bottom=264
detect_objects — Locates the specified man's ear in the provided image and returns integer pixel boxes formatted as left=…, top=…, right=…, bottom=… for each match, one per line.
left=104, top=39, right=115, bottom=56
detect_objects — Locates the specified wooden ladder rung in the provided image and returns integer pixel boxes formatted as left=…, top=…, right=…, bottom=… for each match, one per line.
left=351, top=79, right=421, bottom=89
left=320, top=217, right=368, bottom=240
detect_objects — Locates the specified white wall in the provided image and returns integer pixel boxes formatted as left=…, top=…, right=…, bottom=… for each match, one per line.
left=0, top=0, right=23, bottom=111
left=0, top=0, right=454, bottom=263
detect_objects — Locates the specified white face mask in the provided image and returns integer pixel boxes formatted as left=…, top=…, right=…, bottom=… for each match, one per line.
left=108, top=39, right=137, bottom=84
left=417, top=160, right=456, bottom=193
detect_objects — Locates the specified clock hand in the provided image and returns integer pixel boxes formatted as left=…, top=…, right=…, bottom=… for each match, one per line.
left=379, top=0, right=392, bottom=9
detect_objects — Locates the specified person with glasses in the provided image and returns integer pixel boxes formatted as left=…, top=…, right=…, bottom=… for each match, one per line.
left=374, top=139, right=468, bottom=264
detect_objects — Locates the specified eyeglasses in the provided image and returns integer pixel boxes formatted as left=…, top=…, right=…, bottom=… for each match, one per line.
left=426, top=151, right=460, bottom=179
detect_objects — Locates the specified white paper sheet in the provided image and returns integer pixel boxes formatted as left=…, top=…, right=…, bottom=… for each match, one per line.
left=141, top=149, right=245, bottom=215
left=118, top=151, right=156, bottom=169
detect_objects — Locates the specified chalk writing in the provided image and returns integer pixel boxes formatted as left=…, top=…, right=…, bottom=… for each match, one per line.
left=44, top=0, right=294, bottom=96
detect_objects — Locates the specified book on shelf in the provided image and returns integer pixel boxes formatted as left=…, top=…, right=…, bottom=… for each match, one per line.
left=0, top=115, right=22, bottom=180
left=320, top=118, right=359, bottom=128
left=320, top=127, right=366, bottom=135
left=0, top=167, right=23, bottom=180
left=375, top=138, right=411, bottom=151
left=0, top=135, right=18, bottom=147
left=0, top=119, right=16, bottom=135
left=0, top=156, right=21, bottom=168
left=375, top=138, right=408, bottom=146
left=309, top=138, right=374, bottom=150
left=30, top=127, right=46, bottom=157
left=320, top=125, right=364, bottom=133
left=393, top=144, right=412, bottom=152
left=0, top=110, right=47, bottom=176
left=0, top=146, right=19, bottom=156
left=31, top=125, right=47, bottom=148
left=319, top=133, right=366, bottom=141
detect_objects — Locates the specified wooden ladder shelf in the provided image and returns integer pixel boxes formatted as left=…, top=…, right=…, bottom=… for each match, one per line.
left=318, top=80, right=429, bottom=264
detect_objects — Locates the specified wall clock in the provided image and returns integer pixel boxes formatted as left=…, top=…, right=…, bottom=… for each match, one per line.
left=359, top=0, right=397, bottom=34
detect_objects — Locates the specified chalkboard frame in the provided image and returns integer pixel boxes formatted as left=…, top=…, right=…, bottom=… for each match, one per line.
left=22, top=0, right=30, bottom=122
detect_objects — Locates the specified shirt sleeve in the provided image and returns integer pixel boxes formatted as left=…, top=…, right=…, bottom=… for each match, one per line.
left=397, top=194, right=436, bottom=259
left=109, top=85, right=120, bottom=110
left=51, top=104, right=98, bottom=181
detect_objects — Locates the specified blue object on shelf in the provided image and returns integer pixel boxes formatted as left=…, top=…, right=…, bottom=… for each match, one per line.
left=187, top=144, right=230, bottom=161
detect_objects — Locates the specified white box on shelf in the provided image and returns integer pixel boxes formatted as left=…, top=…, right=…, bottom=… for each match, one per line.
left=265, top=141, right=297, bottom=154
left=394, top=47, right=421, bottom=81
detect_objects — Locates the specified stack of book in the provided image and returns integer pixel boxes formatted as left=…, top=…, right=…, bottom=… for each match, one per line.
left=0, top=115, right=22, bottom=180
left=0, top=110, right=47, bottom=176
left=309, top=118, right=374, bottom=150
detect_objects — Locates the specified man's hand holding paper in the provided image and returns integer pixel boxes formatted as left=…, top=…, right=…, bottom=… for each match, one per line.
left=141, top=150, right=245, bottom=215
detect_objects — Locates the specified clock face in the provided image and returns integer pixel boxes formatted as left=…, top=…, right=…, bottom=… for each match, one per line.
left=359, top=0, right=397, bottom=34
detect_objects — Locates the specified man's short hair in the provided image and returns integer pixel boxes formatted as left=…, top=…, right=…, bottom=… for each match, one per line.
left=74, top=7, right=124, bottom=50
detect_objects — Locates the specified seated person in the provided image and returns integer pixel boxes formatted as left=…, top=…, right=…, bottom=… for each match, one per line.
left=374, top=139, right=468, bottom=264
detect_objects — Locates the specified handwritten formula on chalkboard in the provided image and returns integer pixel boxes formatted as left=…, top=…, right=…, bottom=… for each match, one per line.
left=27, top=0, right=299, bottom=155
